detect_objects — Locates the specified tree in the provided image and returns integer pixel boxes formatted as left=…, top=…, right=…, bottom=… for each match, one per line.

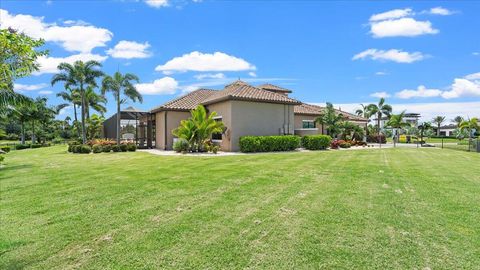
left=366, top=98, right=392, bottom=133
left=418, top=122, right=432, bottom=143
left=102, top=72, right=142, bottom=145
left=84, top=86, right=107, bottom=119
left=315, top=103, right=344, bottom=138
left=86, top=114, right=105, bottom=140
left=0, top=28, right=47, bottom=110
left=339, top=121, right=365, bottom=141
left=452, top=116, right=464, bottom=127
left=56, top=86, right=81, bottom=137
left=459, top=118, right=479, bottom=141
left=355, top=104, right=370, bottom=118
left=432, top=116, right=446, bottom=136
left=51, top=60, right=104, bottom=144
left=172, top=105, right=224, bottom=152
left=386, top=111, right=410, bottom=141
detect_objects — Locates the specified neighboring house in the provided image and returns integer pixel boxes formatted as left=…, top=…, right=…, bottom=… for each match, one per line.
left=151, top=80, right=367, bottom=151
left=434, top=124, right=457, bottom=137
left=373, top=112, right=421, bottom=129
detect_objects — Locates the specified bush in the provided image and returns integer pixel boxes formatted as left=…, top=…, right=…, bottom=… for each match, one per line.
left=68, top=141, right=80, bottom=152
left=102, top=145, right=112, bottom=153
left=71, top=145, right=80, bottom=153
left=79, top=144, right=91, bottom=154
left=239, top=135, right=300, bottom=153
left=52, top=137, right=64, bottom=144
left=367, top=134, right=386, bottom=144
left=15, top=144, right=30, bottom=150
left=112, top=145, right=121, bottom=152
left=6, top=133, right=19, bottom=141
left=173, top=139, right=190, bottom=153
left=126, top=143, right=137, bottom=152
left=31, top=143, right=42, bottom=148
left=0, top=146, right=11, bottom=153
left=339, top=141, right=351, bottom=148
left=92, top=144, right=103, bottom=153
left=0, top=155, right=4, bottom=164
left=119, top=144, right=128, bottom=152
left=301, top=135, right=332, bottom=150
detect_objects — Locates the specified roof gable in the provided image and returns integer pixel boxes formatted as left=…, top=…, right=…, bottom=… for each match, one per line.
left=151, top=89, right=217, bottom=112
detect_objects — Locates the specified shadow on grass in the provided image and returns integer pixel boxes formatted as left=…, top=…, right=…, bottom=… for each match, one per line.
left=0, top=164, right=32, bottom=175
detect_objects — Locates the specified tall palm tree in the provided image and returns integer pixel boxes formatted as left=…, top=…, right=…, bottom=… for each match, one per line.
left=315, top=103, right=344, bottom=138
left=0, top=90, right=32, bottom=113
left=386, top=111, right=410, bottom=142
left=459, top=118, right=479, bottom=141
left=56, top=86, right=81, bottom=137
left=418, top=122, right=432, bottom=143
left=84, top=86, right=107, bottom=119
left=102, top=71, right=142, bottom=145
left=355, top=104, right=370, bottom=118
left=51, top=60, right=104, bottom=143
left=452, top=116, right=464, bottom=127
left=366, top=98, right=392, bottom=133
left=432, top=116, right=446, bottom=136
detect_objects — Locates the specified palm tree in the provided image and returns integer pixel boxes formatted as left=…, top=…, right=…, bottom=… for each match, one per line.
left=315, top=103, right=344, bottom=138
left=366, top=98, right=392, bottom=133
left=452, top=116, right=464, bottom=127
left=355, top=104, right=370, bottom=118
left=386, top=111, right=410, bottom=142
left=432, top=116, right=446, bottom=136
left=84, top=86, right=107, bottom=119
left=0, top=90, right=32, bottom=113
left=57, top=86, right=81, bottom=137
left=101, top=71, right=142, bottom=145
left=339, top=121, right=365, bottom=141
left=459, top=118, right=479, bottom=141
left=418, top=122, right=432, bottom=143
left=51, top=60, right=104, bottom=143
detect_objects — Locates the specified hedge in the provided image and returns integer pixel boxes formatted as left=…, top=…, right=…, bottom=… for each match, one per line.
left=239, top=135, right=300, bottom=153
left=0, top=146, right=11, bottom=153
left=367, top=134, right=386, bottom=144
left=301, top=135, right=332, bottom=150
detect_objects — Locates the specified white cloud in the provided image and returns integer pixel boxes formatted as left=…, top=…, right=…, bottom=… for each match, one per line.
left=353, top=49, right=426, bottom=63
left=369, top=8, right=413, bottom=22
left=441, top=78, right=480, bottom=99
left=464, top=72, right=480, bottom=81
left=194, top=73, right=225, bottom=80
left=248, top=72, right=257, bottom=77
left=106, top=40, right=151, bottom=59
left=429, top=7, right=453, bottom=16
left=370, top=91, right=391, bottom=98
left=0, top=9, right=112, bottom=53
left=135, top=77, right=178, bottom=95
left=38, top=90, right=53, bottom=95
left=370, top=17, right=439, bottom=38
left=34, top=53, right=108, bottom=75
left=14, top=83, right=48, bottom=91
left=375, top=71, right=388, bottom=76
left=395, top=85, right=442, bottom=99
left=473, top=52, right=480, bottom=56
left=144, top=0, right=168, bottom=8
left=58, top=105, right=72, bottom=116
left=155, top=51, right=256, bottom=74
left=312, top=101, right=480, bottom=122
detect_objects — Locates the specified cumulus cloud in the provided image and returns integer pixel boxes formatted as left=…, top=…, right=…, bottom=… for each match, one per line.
left=353, top=49, right=426, bottom=63
left=428, top=7, right=453, bottom=15
left=370, top=91, right=391, bottom=98
left=248, top=72, right=257, bottom=77
left=106, top=40, right=151, bottom=59
left=155, top=51, right=256, bottom=74
left=34, top=53, right=108, bottom=75
left=14, top=83, right=48, bottom=92
left=370, top=17, right=439, bottom=38
left=0, top=9, right=112, bottom=53
left=135, top=77, right=178, bottom=95
left=369, top=8, right=413, bottom=22
left=144, top=0, right=168, bottom=8
left=395, top=85, right=442, bottom=99
left=38, top=90, right=53, bottom=95
left=194, top=73, right=225, bottom=80
left=441, top=78, right=480, bottom=99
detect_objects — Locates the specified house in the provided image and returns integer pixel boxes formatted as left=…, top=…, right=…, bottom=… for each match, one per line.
left=434, top=124, right=457, bottom=137
left=150, top=80, right=368, bottom=151
left=373, top=112, right=421, bottom=129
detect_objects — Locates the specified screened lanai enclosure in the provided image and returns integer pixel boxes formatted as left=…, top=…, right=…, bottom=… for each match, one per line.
left=103, top=107, right=155, bottom=148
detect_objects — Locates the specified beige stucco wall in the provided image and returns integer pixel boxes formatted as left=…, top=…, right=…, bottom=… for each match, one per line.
left=294, top=114, right=323, bottom=136
left=155, top=110, right=190, bottom=150
left=228, top=101, right=295, bottom=151
left=206, top=101, right=232, bottom=151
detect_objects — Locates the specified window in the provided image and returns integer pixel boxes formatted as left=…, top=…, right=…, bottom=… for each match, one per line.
left=302, top=120, right=315, bottom=129
left=212, top=116, right=223, bottom=141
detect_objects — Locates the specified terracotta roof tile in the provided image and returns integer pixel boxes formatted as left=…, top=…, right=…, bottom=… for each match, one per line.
left=294, top=103, right=368, bottom=122
left=151, top=89, right=217, bottom=112
left=202, top=81, right=301, bottom=105
left=258, top=83, right=292, bottom=93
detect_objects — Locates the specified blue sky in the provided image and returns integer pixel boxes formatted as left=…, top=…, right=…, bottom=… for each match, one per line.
left=2, top=0, right=479, bottom=121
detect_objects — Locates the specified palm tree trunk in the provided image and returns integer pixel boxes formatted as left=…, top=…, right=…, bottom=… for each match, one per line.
left=31, top=120, right=35, bottom=144
left=116, top=95, right=121, bottom=145
left=437, top=124, right=440, bottom=136
left=377, top=112, right=381, bottom=133
left=80, top=83, right=87, bottom=144
left=21, top=120, right=25, bottom=144
left=73, top=104, right=80, bottom=138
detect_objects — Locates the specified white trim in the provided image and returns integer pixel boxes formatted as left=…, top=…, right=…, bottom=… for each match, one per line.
left=295, top=128, right=319, bottom=131
left=212, top=139, right=223, bottom=143
left=213, top=115, right=223, bottom=120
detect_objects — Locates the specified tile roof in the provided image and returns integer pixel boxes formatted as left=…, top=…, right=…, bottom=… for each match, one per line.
left=294, top=103, right=368, bottom=122
left=151, top=89, right=217, bottom=112
left=257, top=83, right=292, bottom=93
left=202, top=81, right=301, bottom=105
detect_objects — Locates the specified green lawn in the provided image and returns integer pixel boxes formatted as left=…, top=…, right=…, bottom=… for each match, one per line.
left=1, top=146, right=479, bottom=269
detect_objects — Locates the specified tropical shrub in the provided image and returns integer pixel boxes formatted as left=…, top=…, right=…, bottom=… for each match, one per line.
left=68, top=141, right=80, bottom=152
left=367, top=134, right=386, bottom=144
left=6, top=133, right=19, bottom=140
left=92, top=144, right=103, bottom=153
left=112, top=145, right=121, bottom=152
left=120, top=143, right=128, bottom=152
left=15, top=144, right=30, bottom=150
left=301, top=135, right=332, bottom=150
left=102, top=145, right=112, bottom=153
left=339, top=141, right=351, bottom=148
left=173, top=139, right=190, bottom=153
left=330, top=140, right=341, bottom=149
left=52, top=137, right=64, bottom=144
left=79, top=145, right=92, bottom=154
left=31, top=143, right=42, bottom=148
left=0, top=146, right=11, bottom=153
left=239, top=135, right=300, bottom=153
left=126, top=143, right=137, bottom=152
